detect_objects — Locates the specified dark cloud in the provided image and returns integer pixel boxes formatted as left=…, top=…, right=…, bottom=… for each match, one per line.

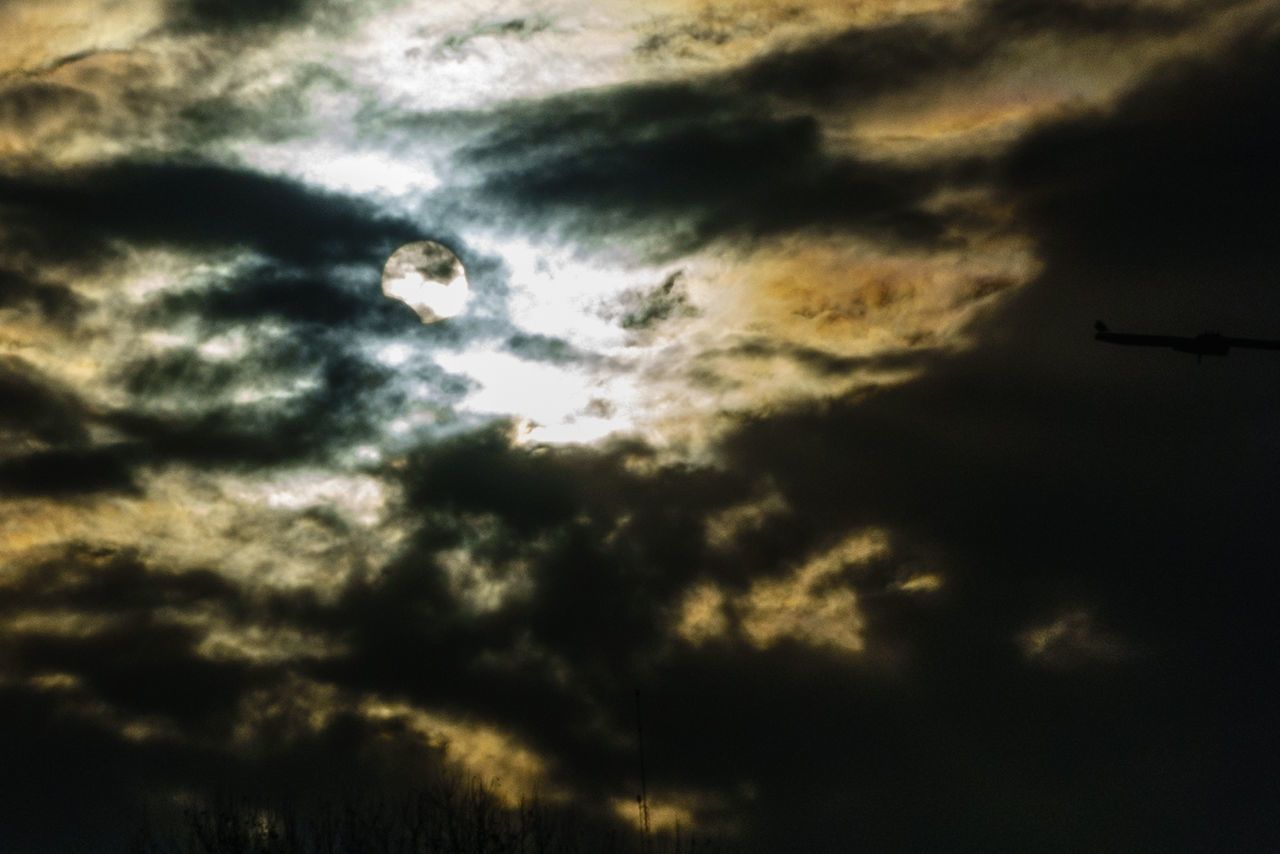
left=0, top=80, right=98, bottom=132
left=437, top=14, right=554, bottom=53
left=702, top=335, right=1280, bottom=851
left=14, top=619, right=250, bottom=723
left=674, top=33, right=1280, bottom=851
left=0, top=545, right=460, bottom=853
left=108, top=349, right=401, bottom=469
left=0, top=161, right=421, bottom=268
left=143, top=264, right=418, bottom=333
left=451, top=0, right=1214, bottom=256
left=612, top=270, right=695, bottom=331
left=980, top=0, right=1198, bottom=37
left=0, top=547, right=258, bottom=725
left=166, top=0, right=318, bottom=33
left=317, top=28, right=1280, bottom=851
left=0, top=444, right=140, bottom=496
left=0, top=267, right=82, bottom=324
left=701, top=336, right=942, bottom=378
left=730, top=15, right=981, bottom=107
left=729, top=0, right=1203, bottom=108
left=109, top=271, right=483, bottom=472
left=504, top=332, right=594, bottom=365
left=6, top=8, right=1280, bottom=854
left=1004, top=30, right=1280, bottom=286
left=0, top=356, right=90, bottom=446
left=272, top=428, right=740, bottom=772
left=459, top=88, right=950, bottom=255
left=2, top=545, right=239, bottom=611
left=176, top=63, right=354, bottom=146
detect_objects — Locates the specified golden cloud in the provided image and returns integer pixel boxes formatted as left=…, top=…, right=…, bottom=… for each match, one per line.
left=676, top=530, right=889, bottom=653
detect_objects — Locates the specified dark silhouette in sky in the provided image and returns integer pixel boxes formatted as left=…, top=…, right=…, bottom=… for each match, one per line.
left=1094, top=321, right=1280, bottom=357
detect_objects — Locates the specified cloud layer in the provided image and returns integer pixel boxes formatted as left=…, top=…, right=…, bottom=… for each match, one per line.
left=3, top=1, right=1280, bottom=851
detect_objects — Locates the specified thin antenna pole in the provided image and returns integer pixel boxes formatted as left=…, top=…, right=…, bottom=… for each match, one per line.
left=635, top=688, right=651, bottom=850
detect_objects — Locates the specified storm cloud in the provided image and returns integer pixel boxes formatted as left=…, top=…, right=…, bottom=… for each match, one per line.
left=3, top=1, right=1279, bottom=852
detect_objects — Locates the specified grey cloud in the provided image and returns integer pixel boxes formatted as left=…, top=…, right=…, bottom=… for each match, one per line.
left=143, top=264, right=419, bottom=334
left=731, top=0, right=1206, bottom=107
left=165, top=0, right=319, bottom=33
left=730, top=15, right=981, bottom=107
left=5, top=5, right=1279, bottom=854
left=0, top=267, right=82, bottom=324
left=980, top=0, right=1199, bottom=36
left=339, top=27, right=1280, bottom=851
left=503, top=332, right=595, bottom=365
left=0, top=444, right=140, bottom=496
left=0, top=161, right=422, bottom=268
left=0, top=80, right=99, bottom=133
left=1002, top=29, right=1280, bottom=284
left=612, top=270, right=695, bottom=332
left=458, top=91, right=951, bottom=256
left=702, top=336, right=942, bottom=378
left=108, top=350, right=400, bottom=469
left=0, top=545, right=459, bottom=853
left=0, top=355, right=90, bottom=446
left=0, top=547, right=261, bottom=727
left=693, top=33, right=1280, bottom=850
left=176, top=63, right=354, bottom=146
left=437, top=14, right=555, bottom=54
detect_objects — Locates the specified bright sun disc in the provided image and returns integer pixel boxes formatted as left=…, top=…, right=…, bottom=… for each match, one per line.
left=382, top=241, right=469, bottom=322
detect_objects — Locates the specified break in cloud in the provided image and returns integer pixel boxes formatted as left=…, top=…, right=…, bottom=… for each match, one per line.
left=3, top=0, right=1280, bottom=851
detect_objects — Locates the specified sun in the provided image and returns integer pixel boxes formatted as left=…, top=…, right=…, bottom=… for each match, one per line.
left=382, top=241, right=470, bottom=323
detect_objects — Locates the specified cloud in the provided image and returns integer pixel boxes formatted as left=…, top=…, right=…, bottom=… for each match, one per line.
left=0, top=546, right=260, bottom=725
left=457, top=85, right=950, bottom=256
left=688, top=33, right=1280, bottom=848
left=729, top=13, right=983, bottom=108
left=0, top=267, right=82, bottom=324
left=1003, top=27, right=1280, bottom=280
left=0, top=79, right=100, bottom=140
left=726, top=0, right=1203, bottom=110
left=0, top=356, right=89, bottom=447
left=979, top=0, right=1199, bottom=37
left=0, top=161, right=422, bottom=268
left=142, top=263, right=419, bottom=334
left=164, top=0, right=320, bottom=33
left=0, top=445, right=140, bottom=497
left=676, top=531, right=888, bottom=654
left=107, top=351, right=398, bottom=469
left=2, top=2, right=1279, bottom=852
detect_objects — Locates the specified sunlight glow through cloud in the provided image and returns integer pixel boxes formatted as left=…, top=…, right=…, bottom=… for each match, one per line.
left=3, top=0, right=1271, bottom=849
left=434, top=347, right=640, bottom=444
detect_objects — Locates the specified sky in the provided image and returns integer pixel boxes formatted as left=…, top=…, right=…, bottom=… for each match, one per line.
left=3, top=0, right=1280, bottom=850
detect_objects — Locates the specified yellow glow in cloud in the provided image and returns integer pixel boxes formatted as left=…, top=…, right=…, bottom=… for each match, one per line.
left=230, top=680, right=563, bottom=805
left=676, top=530, right=889, bottom=653
left=703, top=488, right=789, bottom=549
left=1017, top=609, right=1134, bottom=668
left=361, top=699, right=560, bottom=804
left=675, top=583, right=729, bottom=645
left=0, top=466, right=405, bottom=596
left=632, top=0, right=970, bottom=74
left=612, top=795, right=696, bottom=834
left=0, top=1, right=164, bottom=75
left=436, top=547, right=534, bottom=614
left=731, top=234, right=1038, bottom=350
